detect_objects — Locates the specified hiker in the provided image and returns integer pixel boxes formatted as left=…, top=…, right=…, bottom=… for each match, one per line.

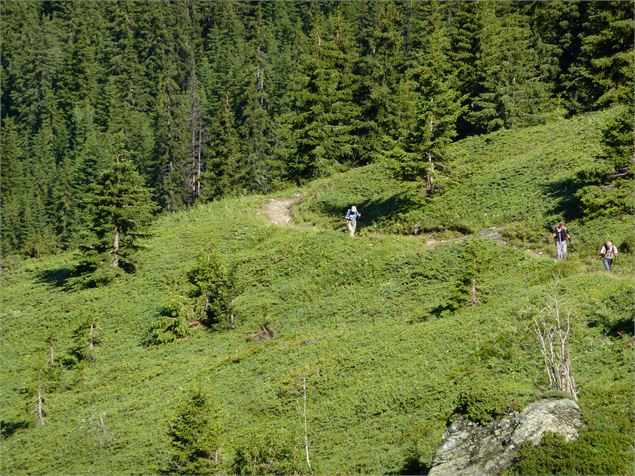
left=553, top=222, right=571, bottom=261
left=345, top=205, right=361, bottom=237
left=599, top=240, right=618, bottom=271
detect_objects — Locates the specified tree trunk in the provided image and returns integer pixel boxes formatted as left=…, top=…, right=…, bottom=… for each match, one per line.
left=112, top=226, right=120, bottom=268
left=35, top=384, right=45, bottom=426
left=302, top=376, right=312, bottom=473
left=426, top=151, right=435, bottom=193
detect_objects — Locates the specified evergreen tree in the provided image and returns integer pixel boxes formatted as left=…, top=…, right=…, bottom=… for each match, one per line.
left=154, top=68, right=190, bottom=211
left=575, top=99, right=634, bottom=219
left=522, top=1, right=583, bottom=114
left=187, top=250, right=235, bottom=329
left=0, top=117, right=26, bottom=255
left=237, top=1, right=277, bottom=193
left=23, top=117, right=60, bottom=257
left=277, top=12, right=362, bottom=182
left=56, top=1, right=106, bottom=121
left=393, top=1, right=464, bottom=195
left=67, top=315, right=101, bottom=365
left=446, top=1, right=484, bottom=137
left=354, top=1, right=407, bottom=162
left=470, top=1, right=554, bottom=132
left=66, top=104, right=110, bottom=243
left=166, top=389, right=222, bottom=474
left=567, top=1, right=634, bottom=111
left=76, top=134, right=156, bottom=285
left=201, top=96, right=241, bottom=201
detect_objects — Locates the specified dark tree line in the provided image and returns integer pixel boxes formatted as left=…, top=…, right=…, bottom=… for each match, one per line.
left=1, top=0, right=633, bottom=256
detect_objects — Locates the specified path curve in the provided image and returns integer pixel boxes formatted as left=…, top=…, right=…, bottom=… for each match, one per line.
left=261, top=195, right=546, bottom=258
left=262, top=193, right=302, bottom=225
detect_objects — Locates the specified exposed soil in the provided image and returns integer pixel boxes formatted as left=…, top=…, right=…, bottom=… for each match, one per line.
left=262, top=193, right=302, bottom=225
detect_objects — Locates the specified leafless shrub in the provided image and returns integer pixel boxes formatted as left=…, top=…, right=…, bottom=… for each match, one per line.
left=533, top=283, right=578, bottom=401
left=247, top=323, right=278, bottom=342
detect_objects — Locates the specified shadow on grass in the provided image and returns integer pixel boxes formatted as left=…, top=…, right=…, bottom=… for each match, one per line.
left=395, top=456, right=432, bottom=475
left=313, top=191, right=421, bottom=233
left=1, top=420, right=30, bottom=439
left=606, top=318, right=634, bottom=338
left=35, top=267, right=73, bottom=288
left=541, top=177, right=585, bottom=222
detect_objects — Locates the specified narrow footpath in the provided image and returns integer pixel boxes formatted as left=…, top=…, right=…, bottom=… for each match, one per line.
left=261, top=195, right=546, bottom=259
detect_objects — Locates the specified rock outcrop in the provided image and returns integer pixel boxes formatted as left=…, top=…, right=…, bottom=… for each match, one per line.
left=429, top=398, right=583, bottom=476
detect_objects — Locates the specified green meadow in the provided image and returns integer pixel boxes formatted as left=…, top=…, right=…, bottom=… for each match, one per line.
left=1, top=110, right=633, bottom=474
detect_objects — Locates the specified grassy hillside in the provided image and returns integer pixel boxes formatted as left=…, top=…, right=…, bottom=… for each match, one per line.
left=1, top=110, right=633, bottom=474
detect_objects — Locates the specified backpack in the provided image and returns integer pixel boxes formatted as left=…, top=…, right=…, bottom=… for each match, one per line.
left=603, top=243, right=616, bottom=259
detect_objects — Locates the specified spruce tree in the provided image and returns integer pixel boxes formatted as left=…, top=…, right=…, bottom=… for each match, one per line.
left=470, top=1, right=554, bottom=133
left=354, top=1, right=407, bottom=162
left=76, top=134, right=155, bottom=285
left=201, top=96, right=241, bottom=201
left=0, top=117, right=26, bottom=255
left=446, top=1, right=484, bottom=137
left=237, top=1, right=277, bottom=193
left=575, top=97, right=634, bottom=219
left=393, top=1, right=464, bottom=195
left=277, top=12, right=362, bottom=182
left=166, top=389, right=222, bottom=474
left=568, top=1, right=634, bottom=111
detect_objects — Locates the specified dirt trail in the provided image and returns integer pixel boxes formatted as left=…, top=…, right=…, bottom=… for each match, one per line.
left=262, top=195, right=546, bottom=258
left=262, top=193, right=302, bottom=225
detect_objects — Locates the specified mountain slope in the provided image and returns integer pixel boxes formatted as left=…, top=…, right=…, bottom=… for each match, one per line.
left=1, top=110, right=633, bottom=474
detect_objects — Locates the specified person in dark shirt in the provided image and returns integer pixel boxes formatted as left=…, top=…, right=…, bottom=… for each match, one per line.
left=553, top=222, right=571, bottom=261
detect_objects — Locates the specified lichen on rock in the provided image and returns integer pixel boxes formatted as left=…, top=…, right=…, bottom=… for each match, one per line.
left=429, top=398, right=583, bottom=476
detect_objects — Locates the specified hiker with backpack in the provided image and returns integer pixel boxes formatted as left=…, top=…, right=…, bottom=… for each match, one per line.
left=553, top=222, right=571, bottom=261
left=599, top=240, right=618, bottom=271
left=345, top=206, right=362, bottom=237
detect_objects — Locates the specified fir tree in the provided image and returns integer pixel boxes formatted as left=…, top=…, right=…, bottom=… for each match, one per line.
left=470, top=1, right=554, bottom=133
left=393, top=1, right=464, bottom=195
left=166, top=389, right=222, bottom=474
left=76, top=134, right=156, bottom=284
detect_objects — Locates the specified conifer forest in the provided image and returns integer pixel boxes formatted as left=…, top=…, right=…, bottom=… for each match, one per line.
left=1, top=1, right=633, bottom=258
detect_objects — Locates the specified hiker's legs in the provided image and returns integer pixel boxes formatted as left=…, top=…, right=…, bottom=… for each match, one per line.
left=556, top=241, right=567, bottom=261
left=602, top=258, right=612, bottom=271
left=347, top=220, right=356, bottom=236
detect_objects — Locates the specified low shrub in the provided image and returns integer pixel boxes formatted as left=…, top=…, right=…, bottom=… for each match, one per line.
left=451, top=384, right=507, bottom=425
left=188, top=251, right=236, bottom=329
left=230, top=429, right=305, bottom=475
left=146, top=299, right=190, bottom=346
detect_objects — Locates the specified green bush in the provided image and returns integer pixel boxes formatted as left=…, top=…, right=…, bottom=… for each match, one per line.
left=230, top=429, right=304, bottom=475
left=451, top=384, right=507, bottom=425
left=146, top=299, right=190, bottom=346
left=188, top=251, right=235, bottom=328
left=511, top=430, right=632, bottom=475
